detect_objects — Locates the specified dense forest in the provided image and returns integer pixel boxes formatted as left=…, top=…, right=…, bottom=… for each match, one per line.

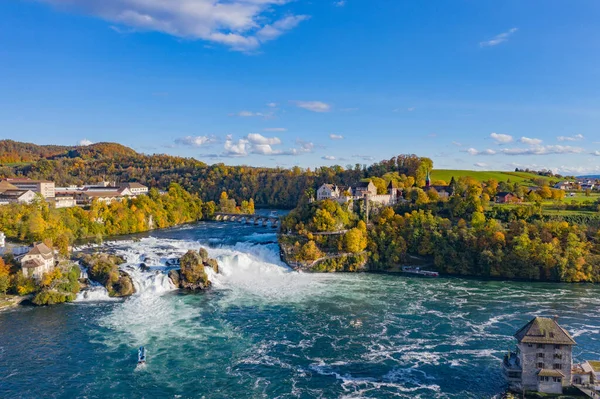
left=0, top=140, right=432, bottom=208
left=0, top=184, right=212, bottom=250
left=281, top=177, right=600, bottom=282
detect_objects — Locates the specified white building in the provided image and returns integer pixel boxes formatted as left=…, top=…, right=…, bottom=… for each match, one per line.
left=0, top=231, right=5, bottom=247
left=0, top=189, right=37, bottom=205
left=317, top=184, right=341, bottom=201
left=119, top=182, right=148, bottom=195
left=52, top=194, right=77, bottom=208
left=21, top=243, right=55, bottom=280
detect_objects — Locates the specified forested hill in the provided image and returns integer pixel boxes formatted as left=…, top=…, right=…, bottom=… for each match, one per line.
left=0, top=140, right=138, bottom=162
left=0, top=140, right=435, bottom=208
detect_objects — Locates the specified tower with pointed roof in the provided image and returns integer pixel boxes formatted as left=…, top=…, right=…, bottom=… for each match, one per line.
left=425, top=170, right=431, bottom=188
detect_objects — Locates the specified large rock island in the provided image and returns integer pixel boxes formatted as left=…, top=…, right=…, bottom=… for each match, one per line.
left=79, top=253, right=135, bottom=297
left=169, top=248, right=219, bottom=291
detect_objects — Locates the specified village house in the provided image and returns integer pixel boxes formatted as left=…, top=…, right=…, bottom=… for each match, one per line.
left=0, top=231, right=5, bottom=247
left=504, top=316, right=579, bottom=394
left=4, top=178, right=55, bottom=198
left=496, top=192, right=520, bottom=204
left=74, top=186, right=135, bottom=205
left=20, top=243, right=55, bottom=280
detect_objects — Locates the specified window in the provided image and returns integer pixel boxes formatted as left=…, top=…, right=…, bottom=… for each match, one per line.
left=553, top=377, right=562, bottom=383
left=537, top=362, right=544, bottom=368
left=549, top=332, right=555, bottom=338
left=528, top=344, right=533, bottom=348
left=537, top=344, right=545, bottom=349
left=554, top=364, right=562, bottom=370
left=539, top=376, right=549, bottom=382
left=554, top=354, right=562, bottom=360
left=538, top=353, right=545, bottom=358
left=554, top=344, right=560, bottom=349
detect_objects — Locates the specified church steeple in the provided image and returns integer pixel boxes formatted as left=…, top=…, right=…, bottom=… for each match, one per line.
left=425, top=169, right=431, bottom=188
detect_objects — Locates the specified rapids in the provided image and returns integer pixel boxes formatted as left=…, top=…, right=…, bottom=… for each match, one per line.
left=1, top=219, right=600, bottom=399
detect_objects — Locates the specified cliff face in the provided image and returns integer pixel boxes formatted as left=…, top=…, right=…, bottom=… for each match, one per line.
left=279, top=237, right=368, bottom=273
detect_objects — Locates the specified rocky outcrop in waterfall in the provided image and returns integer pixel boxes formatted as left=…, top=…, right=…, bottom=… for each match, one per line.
left=78, top=253, right=136, bottom=297
left=169, top=248, right=218, bottom=291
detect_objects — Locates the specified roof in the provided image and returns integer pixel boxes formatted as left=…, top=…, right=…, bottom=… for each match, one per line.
left=27, top=243, right=54, bottom=260
left=356, top=181, right=373, bottom=188
left=119, top=182, right=147, bottom=189
left=537, top=369, right=565, bottom=378
left=587, top=361, right=600, bottom=372
left=319, top=183, right=336, bottom=190
left=387, top=181, right=399, bottom=189
left=0, top=181, right=19, bottom=192
left=6, top=178, right=52, bottom=183
left=496, top=192, right=514, bottom=197
left=514, top=317, right=576, bottom=345
left=81, top=191, right=122, bottom=198
left=0, top=190, right=32, bottom=198
left=22, top=258, right=45, bottom=268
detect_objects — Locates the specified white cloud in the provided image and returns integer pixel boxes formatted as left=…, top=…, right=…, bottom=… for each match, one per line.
left=519, top=137, right=543, bottom=145
left=490, top=132, right=514, bottom=144
left=480, top=28, right=518, bottom=47
left=223, top=137, right=250, bottom=157
left=474, top=162, right=488, bottom=168
left=294, top=101, right=331, bottom=113
left=407, top=107, right=416, bottom=112
left=266, top=102, right=277, bottom=108
left=296, top=139, right=315, bottom=153
left=263, top=127, right=287, bottom=132
left=247, top=133, right=281, bottom=145
left=501, top=145, right=584, bottom=156
left=39, top=0, right=309, bottom=52
left=329, top=134, right=344, bottom=140
left=175, top=135, right=217, bottom=147
left=353, top=154, right=374, bottom=161
left=78, top=139, right=93, bottom=146
left=591, top=151, right=600, bottom=156
left=466, top=148, right=497, bottom=156
left=333, top=0, right=346, bottom=7
left=452, top=141, right=462, bottom=147
left=557, top=134, right=584, bottom=142
left=235, top=110, right=263, bottom=117
left=322, top=155, right=336, bottom=160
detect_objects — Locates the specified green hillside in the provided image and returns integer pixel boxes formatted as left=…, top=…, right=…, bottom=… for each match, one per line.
left=431, top=170, right=556, bottom=186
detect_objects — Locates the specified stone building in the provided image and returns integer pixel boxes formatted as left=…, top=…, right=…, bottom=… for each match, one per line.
left=504, top=316, right=577, bottom=394
left=21, top=243, right=55, bottom=280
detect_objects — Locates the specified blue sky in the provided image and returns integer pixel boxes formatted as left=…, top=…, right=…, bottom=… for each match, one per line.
left=1, top=1, right=599, bottom=174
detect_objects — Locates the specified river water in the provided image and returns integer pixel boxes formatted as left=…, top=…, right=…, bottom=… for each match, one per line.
left=1, top=220, right=599, bottom=399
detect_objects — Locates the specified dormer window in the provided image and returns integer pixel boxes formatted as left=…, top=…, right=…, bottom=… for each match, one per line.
left=549, top=332, right=555, bottom=338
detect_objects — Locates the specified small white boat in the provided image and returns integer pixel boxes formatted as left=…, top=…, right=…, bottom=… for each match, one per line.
left=138, top=346, right=147, bottom=365
left=402, top=266, right=439, bottom=277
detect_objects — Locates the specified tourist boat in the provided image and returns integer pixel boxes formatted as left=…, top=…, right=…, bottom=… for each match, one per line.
left=401, top=266, right=439, bottom=277
left=138, top=346, right=147, bottom=365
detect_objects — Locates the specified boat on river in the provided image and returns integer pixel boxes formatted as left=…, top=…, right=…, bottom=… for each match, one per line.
left=401, top=266, right=439, bottom=277
left=138, top=346, right=147, bottom=365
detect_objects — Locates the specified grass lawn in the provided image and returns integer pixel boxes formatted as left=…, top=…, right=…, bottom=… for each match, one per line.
left=431, top=170, right=554, bottom=186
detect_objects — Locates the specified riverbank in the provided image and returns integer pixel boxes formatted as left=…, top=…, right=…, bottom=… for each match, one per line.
left=0, top=294, right=31, bottom=311
left=2, top=223, right=600, bottom=398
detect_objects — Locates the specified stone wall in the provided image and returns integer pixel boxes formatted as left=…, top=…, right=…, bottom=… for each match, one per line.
left=518, top=343, right=573, bottom=390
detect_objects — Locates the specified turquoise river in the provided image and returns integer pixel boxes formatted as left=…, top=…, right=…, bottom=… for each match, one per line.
left=1, top=220, right=599, bottom=398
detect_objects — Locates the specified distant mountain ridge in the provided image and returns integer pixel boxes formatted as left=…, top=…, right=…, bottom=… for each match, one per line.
left=0, top=140, right=138, bottom=163
left=578, top=175, right=600, bottom=179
